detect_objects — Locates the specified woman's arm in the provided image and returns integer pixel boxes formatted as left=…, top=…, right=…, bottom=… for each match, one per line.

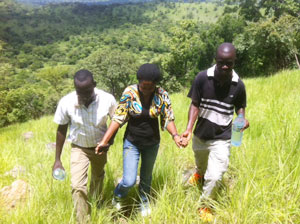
left=166, top=120, right=182, bottom=148
left=180, top=102, right=200, bottom=147
left=95, top=121, right=120, bottom=154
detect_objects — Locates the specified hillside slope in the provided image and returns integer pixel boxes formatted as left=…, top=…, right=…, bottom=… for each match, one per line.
left=0, top=69, right=299, bottom=223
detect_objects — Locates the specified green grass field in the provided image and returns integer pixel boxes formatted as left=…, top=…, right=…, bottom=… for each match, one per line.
left=0, top=69, right=300, bottom=223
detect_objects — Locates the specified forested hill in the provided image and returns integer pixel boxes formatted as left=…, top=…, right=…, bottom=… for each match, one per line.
left=17, top=0, right=213, bottom=6
left=0, top=0, right=299, bottom=128
left=17, top=0, right=153, bottom=5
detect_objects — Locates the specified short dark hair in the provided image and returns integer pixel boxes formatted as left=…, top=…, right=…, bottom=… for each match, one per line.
left=216, top=42, right=236, bottom=58
left=74, top=69, right=94, bottom=82
left=137, top=63, right=162, bottom=83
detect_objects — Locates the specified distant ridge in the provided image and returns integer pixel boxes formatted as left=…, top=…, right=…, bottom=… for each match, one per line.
left=17, top=0, right=152, bottom=6
left=17, top=0, right=211, bottom=6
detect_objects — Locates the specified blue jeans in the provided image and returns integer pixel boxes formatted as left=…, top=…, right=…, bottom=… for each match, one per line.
left=114, top=139, right=159, bottom=203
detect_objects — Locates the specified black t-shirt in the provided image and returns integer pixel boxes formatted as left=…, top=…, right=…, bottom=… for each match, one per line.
left=188, top=66, right=246, bottom=140
left=124, top=91, right=160, bottom=146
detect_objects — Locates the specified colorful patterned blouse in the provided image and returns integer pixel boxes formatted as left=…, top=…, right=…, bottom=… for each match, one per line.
left=112, top=84, right=175, bottom=130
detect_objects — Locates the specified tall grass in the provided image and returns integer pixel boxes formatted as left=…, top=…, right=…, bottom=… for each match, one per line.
left=0, top=70, right=299, bottom=223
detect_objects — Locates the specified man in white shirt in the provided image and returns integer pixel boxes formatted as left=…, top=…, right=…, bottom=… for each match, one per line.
left=52, top=69, right=117, bottom=223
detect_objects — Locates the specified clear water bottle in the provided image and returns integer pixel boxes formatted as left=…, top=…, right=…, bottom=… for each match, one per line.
left=53, top=168, right=66, bottom=181
left=231, top=114, right=245, bottom=147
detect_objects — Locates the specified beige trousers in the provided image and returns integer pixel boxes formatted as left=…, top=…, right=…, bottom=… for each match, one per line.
left=70, top=146, right=107, bottom=223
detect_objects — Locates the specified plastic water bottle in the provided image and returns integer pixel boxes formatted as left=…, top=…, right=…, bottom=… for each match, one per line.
left=231, top=114, right=245, bottom=147
left=53, top=168, right=66, bottom=181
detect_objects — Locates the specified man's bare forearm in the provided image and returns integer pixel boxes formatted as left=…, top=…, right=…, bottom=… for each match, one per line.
left=55, top=124, right=68, bottom=161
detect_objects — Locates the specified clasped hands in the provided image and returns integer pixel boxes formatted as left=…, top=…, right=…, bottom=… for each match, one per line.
left=174, top=130, right=191, bottom=148
left=95, top=142, right=110, bottom=155
left=95, top=131, right=192, bottom=155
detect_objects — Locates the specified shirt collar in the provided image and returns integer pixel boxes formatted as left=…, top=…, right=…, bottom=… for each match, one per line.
left=74, top=88, right=98, bottom=108
left=207, top=65, right=239, bottom=83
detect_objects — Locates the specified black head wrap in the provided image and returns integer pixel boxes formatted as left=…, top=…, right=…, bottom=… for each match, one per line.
left=137, top=63, right=162, bottom=83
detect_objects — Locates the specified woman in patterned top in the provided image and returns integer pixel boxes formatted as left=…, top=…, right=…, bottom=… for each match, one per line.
left=96, top=63, right=181, bottom=216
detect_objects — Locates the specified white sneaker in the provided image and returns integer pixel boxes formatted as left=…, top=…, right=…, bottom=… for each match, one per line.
left=112, top=197, right=122, bottom=211
left=140, top=202, right=151, bottom=217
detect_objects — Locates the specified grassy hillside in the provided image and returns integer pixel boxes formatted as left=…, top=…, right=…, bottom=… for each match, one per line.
left=0, top=69, right=300, bottom=223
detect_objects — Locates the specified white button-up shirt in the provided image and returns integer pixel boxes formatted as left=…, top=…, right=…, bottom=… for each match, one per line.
left=54, top=88, right=117, bottom=147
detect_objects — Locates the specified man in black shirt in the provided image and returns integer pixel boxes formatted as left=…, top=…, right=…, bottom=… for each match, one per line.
left=181, top=43, right=249, bottom=201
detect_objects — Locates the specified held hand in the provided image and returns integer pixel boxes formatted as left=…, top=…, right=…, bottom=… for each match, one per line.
left=241, top=119, right=250, bottom=132
left=180, top=130, right=192, bottom=148
left=173, top=135, right=182, bottom=149
left=95, top=142, right=110, bottom=155
left=52, top=160, right=64, bottom=172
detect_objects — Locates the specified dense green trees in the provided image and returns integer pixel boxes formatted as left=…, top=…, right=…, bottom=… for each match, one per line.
left=162, top=20, right=203, bottom=86
left=0, top=0, right=299, bottom=127
left=0, top=86, right=44, bottom=126
left=222, top=0, right=300, bottom=75
left=260, top=0, right=300, bottom=19
left=225, top=0, right=300, bottom=20
left=238, top=0, right=261, bottom=22
left=234, top=15, right=300, bottom=75
left=78, top=49, right=139, bottom=98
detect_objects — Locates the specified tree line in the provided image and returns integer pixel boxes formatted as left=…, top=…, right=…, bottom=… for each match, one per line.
left=0, top=0, right=299, bottom=127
